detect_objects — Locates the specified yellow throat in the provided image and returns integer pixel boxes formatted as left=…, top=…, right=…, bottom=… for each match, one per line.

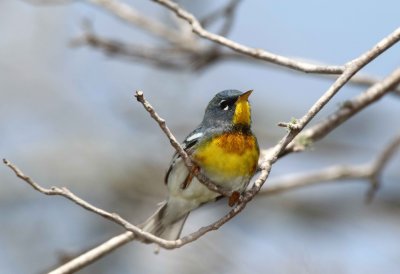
left=232, top=90, right=252, bottom=126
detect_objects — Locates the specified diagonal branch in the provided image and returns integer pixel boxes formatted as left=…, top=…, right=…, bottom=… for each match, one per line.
left=87, top=0, right=193, bottom=48
left=25, top=0, right=400, bottom=97
left=259, top=134, right=400, bottom=202
left=152, top=0, right=344, bottom=74
left=71, top=33, right=187, bottom=70
left=326, top=73, right=400, bottom=97
left=286, top=30, right=400, bottom=132
left=283, top=67, right=400, bottom=155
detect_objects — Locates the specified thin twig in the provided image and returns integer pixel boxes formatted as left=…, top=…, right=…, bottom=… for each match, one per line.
left=258, top=134, right=400, bottom=201
left=25, top=0, right=400, bottom=97
left=71, top=33, right=187, bottom=69
left=200, top=0, right=241, bottom=28
left=366, top=134, right=400, bottom=202
left=325, top=73, right=400, bottom=97
left=74, top=32, right=400, bottom=95
left=286, top=28, right=400, bottom=132
left=283, top=68, right=400, bottom=155
left=87, top=0, right=192, bottom=47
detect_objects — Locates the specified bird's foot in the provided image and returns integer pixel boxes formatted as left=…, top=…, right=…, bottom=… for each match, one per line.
left=228, top=191, right=241, bottom=207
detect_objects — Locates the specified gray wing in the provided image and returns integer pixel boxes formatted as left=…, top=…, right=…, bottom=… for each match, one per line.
left=164, top=127, right=204, bottom=185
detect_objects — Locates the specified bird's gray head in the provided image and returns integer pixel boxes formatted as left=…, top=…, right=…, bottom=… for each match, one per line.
left=201, top=89, right=253, bottom=129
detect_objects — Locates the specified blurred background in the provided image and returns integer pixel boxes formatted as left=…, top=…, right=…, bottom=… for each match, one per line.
left=1, top=0, right=400, bottom=273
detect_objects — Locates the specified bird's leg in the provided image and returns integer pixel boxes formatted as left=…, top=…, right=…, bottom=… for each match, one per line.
left=180, top=165, right=199, bottom=189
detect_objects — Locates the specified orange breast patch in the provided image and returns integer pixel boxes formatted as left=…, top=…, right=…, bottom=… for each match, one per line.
left=193, top=133, right=259, bottom=179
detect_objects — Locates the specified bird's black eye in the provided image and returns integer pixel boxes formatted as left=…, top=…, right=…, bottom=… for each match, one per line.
left=219, top=99, right=234, bottom=111
left=219, top=100, right=229, bottom=110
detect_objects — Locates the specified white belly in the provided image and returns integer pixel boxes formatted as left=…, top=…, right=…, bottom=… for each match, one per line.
left=167, top=158, right=248, bottom=207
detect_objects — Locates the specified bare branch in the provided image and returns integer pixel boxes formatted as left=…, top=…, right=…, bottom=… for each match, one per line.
left=152, top=0, right=346, bottom=73
left=25, top=0, right=400, bottom=97
left=49, top=232, right=135, bottom=274
left=200, top=0, right=241, bottom=28
left=328, top=73, right=400, bottom=97
left=284, top=67, right=400, bottom=155
left=259, top=134, right=400, bottom=201
left=71, top=32, right=187, bottom=70
left=290, top=28, right=400, bottom=132
left=74, top=31, right=400, bottom=95
left=87, top=0, right=192, bottom=47
left=2, top=159, right=140, bottom=231
left=366, top=134, right=400, bottom=201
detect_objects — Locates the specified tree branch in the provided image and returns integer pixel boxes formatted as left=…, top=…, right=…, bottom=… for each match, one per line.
left=25, top=0, right=400, bottom=96
left=287, top=28, right=400, bottom=132
left=71, top=32, right=187, bottom=69
left=87, top=0, right=194, bottom=48
left=259, top=134, right=400, bottom=202
left=200, top=0, right=241, bottom=28
left=283, top=67, right=400, bottom=155
left=73, top=31, right=400, bottom=95
left=152, top=0, right=346, bottom=74
left=326, top=73, right=400, bottom=97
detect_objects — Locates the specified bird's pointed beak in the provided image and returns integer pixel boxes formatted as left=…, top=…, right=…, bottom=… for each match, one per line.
left=238, top=90, right=253, bottom=102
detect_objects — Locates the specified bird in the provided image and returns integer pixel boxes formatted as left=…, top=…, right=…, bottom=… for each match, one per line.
left=140, top=89, right=259, bottom=240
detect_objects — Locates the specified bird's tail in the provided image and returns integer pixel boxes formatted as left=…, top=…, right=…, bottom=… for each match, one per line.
left=139, top=201, right=190, bottom=241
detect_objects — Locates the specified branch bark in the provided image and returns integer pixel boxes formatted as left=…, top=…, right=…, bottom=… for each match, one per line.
left=152, top=0, right=344, bottom=74
left=88, top=0, right=187, bottom=45
left=283, top=67, right=400, bottom=155
left=259, top=134, right=400, bottom=202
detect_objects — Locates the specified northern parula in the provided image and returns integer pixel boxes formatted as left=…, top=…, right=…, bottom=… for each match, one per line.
left=141, top=89, right=259, bottom=240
